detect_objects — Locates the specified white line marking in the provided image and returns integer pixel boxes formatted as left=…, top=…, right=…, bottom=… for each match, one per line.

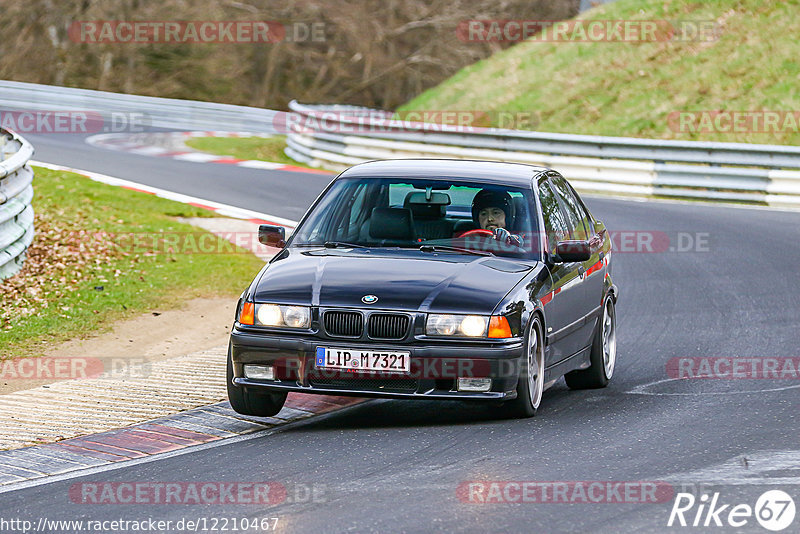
left=236, top=160, right=285, bottom=170
left=0, top=400, right=369, bottom=495
left=626, top=377, right=800, bottom=396
left=172, top=152, right=224, bottom=162
left=662, top=450, right=800, bottom=486
left=31, top=160, right=298, bottom=228
left=128, top=146, right=169, bottom=156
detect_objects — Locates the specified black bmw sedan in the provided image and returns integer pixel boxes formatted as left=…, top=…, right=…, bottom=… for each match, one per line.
left=228, top=159, right=617, bottom=418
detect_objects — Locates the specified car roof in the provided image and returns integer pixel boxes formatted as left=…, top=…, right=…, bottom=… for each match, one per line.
left=336, top=159, right=549, bottom=188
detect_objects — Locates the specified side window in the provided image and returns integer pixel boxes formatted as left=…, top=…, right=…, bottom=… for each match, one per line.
left=537, top=178, right=569, bottom=252
left=567, top=181, right=594, bottom=237
left=549, top=174, right=588, bottom=241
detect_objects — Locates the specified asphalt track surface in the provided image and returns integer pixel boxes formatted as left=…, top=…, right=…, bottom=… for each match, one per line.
left=3, top=131, right=800, bottom=533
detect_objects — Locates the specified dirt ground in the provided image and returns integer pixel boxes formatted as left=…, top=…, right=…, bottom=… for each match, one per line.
left=0, top=296, right=236, bottom=394
left=1, top=216, right=277, bottom=396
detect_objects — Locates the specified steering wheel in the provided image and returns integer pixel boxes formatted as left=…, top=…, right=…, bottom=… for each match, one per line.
left=457, top=229, right=494, bottom=238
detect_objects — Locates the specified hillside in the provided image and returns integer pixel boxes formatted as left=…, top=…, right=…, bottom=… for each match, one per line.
left=401, top=0, right=800, bottom=145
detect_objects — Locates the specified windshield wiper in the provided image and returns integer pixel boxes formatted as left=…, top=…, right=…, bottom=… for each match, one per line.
left=323, top=241, right=368, bottom=249
left=419, top=244, right=493, bottom=256
left=292, top=241, right=367, bottom=249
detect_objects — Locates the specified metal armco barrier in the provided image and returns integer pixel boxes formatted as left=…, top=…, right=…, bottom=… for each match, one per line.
left=0, top=80, right=277, bottom=134
left=0, top=128, right=35, bottom=279
left=2, top=82, right=798, bottom=208
left=285, top=101, right=800, bottom=207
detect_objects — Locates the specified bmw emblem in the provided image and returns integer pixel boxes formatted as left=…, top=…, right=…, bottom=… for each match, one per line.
left=361, top=294, right=378, bottom=304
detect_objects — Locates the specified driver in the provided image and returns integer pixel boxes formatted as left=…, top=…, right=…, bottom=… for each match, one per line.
left=473, top=189, right=514, bottom=231
left=468, top=189, right=523, bottom=246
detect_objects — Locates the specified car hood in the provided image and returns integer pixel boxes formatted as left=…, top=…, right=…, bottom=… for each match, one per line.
left=252, top=249, right=536, bottom=314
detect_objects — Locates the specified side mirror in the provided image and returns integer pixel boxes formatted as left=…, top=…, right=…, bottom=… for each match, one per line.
left=258, top=225, right=286, bottom=248
left=554, top=240, right=590, bottom=262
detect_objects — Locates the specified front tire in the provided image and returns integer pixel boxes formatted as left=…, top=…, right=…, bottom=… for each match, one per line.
left=500, top=316, right=545, bottom=418
left=226, top=344, right=287, bottom=416
left=565, top=295, right=616, bottom=390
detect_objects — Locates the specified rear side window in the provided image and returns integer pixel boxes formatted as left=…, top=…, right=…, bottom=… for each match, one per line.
left=549, top=174, right=589, bottom=241
left=537, top=178, right=569, bottom=252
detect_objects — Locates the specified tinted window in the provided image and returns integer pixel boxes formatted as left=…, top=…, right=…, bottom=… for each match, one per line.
left=291, top=177, right=540, bottom=259
left=537, top=178, right=569, bottom=252
left=567, top=181, right=595, bottom=237
left=549, top=174, right=588, bottom=241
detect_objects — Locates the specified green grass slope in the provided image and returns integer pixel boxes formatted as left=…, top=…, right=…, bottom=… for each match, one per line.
left=401, top=0, right=800, bottom=145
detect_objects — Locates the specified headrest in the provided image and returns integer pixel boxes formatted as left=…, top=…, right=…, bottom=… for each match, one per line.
left=369, top=207, right=415, bottom=240
left=511, top=196, right=528, bottom=231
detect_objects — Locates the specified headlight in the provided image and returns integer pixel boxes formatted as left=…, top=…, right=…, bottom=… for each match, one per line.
left=426, top=314, right=489, bottom=337
left=282, top=306, right=309, bottom=328
left=253, top=304, right=310, bottom=328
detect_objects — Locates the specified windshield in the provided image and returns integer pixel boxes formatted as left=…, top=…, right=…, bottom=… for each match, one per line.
left=290, top=177, right=541, bottom=259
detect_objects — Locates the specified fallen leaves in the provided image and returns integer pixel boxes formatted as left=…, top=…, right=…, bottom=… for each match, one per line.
left=0, top=210, right=126, bottom=329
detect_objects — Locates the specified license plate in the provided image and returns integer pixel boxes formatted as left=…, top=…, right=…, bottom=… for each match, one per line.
left=316, top=347, right=411, bottom=373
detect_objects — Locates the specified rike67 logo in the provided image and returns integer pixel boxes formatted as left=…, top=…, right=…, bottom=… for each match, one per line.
left=668, top=490, right=796, bottom=531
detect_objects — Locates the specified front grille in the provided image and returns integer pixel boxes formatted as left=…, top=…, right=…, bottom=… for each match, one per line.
left=310, top=376, right=418, bottom=392
left=324, top=310, right=363, bottom=337
left=367, top=313, right=410, bottom=340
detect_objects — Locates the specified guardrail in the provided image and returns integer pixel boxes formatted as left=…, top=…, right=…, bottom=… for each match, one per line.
left=0, top=80, right=277, bottom=134
left=285, top=101, right=800, bottom=207
left=0, top=128, right=35, bottom=279
left=3, top=82, right=798, bottom=207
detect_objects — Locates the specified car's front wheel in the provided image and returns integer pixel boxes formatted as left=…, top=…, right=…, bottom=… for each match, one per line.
left=226, top=344, right=287, bottom=416
left=500, top=316, right=544, bottom=418
left=565, top=295, right=616, bottom=389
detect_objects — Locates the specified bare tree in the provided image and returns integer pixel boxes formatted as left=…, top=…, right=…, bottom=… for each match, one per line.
left=0, top=0, right=579, bottom=110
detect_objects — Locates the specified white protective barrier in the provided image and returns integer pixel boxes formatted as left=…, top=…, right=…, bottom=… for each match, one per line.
left=1, top=82, right=798, bottom=207
left=0, top=128, right=35, bottom=279
left=285, top=102, right=800, bottom=207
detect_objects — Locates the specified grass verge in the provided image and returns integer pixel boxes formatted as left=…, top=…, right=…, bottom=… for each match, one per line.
left=185, top=135, right=315, bottom=169
left=0, top=167, right=263, bottom=358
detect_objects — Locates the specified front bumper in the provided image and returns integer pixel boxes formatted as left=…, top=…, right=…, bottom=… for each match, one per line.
left=230, top=328, right=524, bottom=401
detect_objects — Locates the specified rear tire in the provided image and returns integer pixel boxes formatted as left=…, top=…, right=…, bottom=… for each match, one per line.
left=565, top=295, right=616, bottom=390
left=226, top=344, right=287, bottom=416
left=499, top=317, right=544, bottom=418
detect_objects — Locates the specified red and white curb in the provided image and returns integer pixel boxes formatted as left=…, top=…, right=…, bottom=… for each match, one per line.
left=85, top=131, right=333, bottom=175
left=0, top=163, right=368, bottom=488
left=31, top=160, right=299, bottom=230
left=0, top=395, right=364, bottom=490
